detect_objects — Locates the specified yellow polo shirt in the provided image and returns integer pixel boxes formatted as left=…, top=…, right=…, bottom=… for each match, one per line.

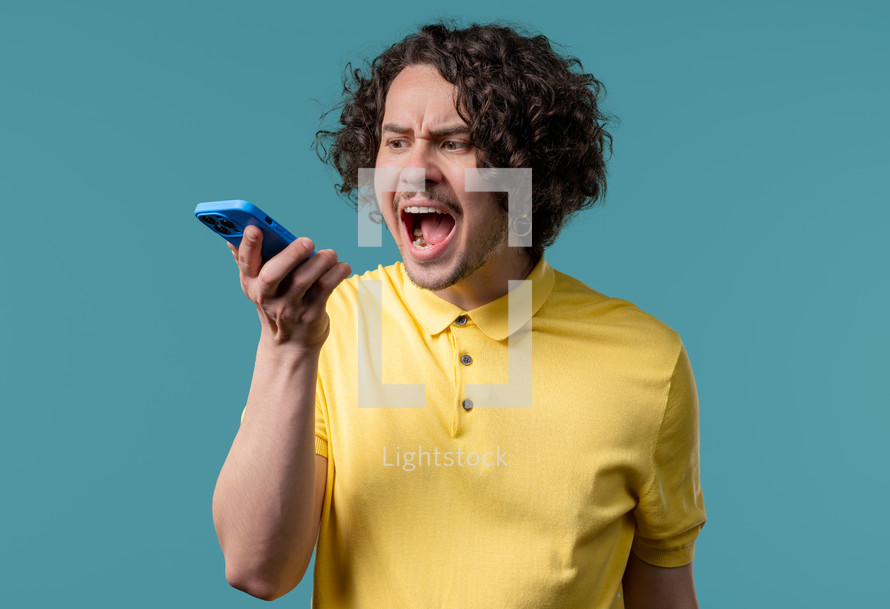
left=312, top=257, right=705, bottom=608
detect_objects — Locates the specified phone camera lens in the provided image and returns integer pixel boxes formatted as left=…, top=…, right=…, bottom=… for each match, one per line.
left=220, top=219, right=237, bottom=230
left=215, top=225, right=231, bottom=235
left=200, top=215, right=218, bottom=225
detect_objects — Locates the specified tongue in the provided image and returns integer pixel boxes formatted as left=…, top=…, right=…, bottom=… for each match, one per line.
left=420, top=214, right=455, bottom=245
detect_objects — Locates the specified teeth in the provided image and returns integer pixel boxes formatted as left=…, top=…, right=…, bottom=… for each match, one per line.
left=404, top=206, right=447, bottom=214
left=405, top=206, right=443, bottom=250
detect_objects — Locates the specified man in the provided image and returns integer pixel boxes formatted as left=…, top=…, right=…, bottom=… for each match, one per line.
left=212, top=23, right=705, bottom=608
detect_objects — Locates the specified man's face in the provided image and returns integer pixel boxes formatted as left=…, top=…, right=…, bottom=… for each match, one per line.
left=375, top=64, right=510, bottom=291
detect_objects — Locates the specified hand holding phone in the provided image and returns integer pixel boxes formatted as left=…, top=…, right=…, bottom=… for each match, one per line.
left=195, top=199, right=351, bottom=350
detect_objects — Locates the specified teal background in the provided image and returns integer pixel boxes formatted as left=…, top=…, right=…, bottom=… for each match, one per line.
left=1, top=0, right=886, bottom=606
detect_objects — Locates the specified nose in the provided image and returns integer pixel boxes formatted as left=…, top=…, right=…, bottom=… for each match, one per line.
left=398, top=139, right=443, bottom=190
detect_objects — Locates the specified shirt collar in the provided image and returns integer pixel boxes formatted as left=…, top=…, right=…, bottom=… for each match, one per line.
left=401, top=256, right=556, bottom=340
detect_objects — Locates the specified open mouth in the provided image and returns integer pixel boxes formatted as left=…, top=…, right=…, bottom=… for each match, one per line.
left=400, top=204, right=457, bottom=258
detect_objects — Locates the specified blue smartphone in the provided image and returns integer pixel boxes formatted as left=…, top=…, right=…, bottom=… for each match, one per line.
left=194, top=200, right=313, bottom=264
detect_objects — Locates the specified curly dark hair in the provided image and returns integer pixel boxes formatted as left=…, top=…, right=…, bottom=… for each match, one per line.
left=314, top=22, right=615, bottom=260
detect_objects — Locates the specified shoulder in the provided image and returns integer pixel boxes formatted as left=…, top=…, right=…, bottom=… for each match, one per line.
left=542, top=268, right=683, bottom=359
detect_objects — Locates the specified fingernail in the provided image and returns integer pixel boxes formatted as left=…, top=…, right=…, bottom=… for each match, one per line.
left=300, top=237, right=314, bottom=251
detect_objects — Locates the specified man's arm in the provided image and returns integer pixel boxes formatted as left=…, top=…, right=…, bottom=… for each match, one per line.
left=211, top=226, right=350, bottom=600
left=622, top=552, right=699, bottom=609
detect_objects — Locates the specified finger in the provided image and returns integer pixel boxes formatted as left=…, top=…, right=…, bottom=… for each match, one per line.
left=307, top=260, right=352, bottom=303
left=281, top=249, right=342, bottom=302
left=256, top=237, right=316, bottom=289
left=238, top=225, right=263, bottom=278
left=297, top=262, right=352, bottom=324
left=227, top=242, right=237, bottom=260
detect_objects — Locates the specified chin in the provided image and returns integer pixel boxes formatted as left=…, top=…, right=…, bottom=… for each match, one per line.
left=402, top=246, right=488, bottom=292
left=402, top=260, right=460, bottom=291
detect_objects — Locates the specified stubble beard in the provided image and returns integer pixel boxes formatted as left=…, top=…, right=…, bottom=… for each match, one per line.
left=393, top=190, right=509, bottom=292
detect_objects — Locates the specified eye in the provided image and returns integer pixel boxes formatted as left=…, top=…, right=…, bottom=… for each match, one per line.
left=387, top=139, right=409, bottom=151
left=443, top=140, right=470, bottom=152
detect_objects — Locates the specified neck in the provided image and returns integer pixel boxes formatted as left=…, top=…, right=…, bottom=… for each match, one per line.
left=432, top=250, right=538, bottom=311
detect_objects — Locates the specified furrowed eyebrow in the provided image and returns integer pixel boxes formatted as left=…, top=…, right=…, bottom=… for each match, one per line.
left=429, top=125, right=470, bottom=137
left=381, top=124, right=411, bottom=135
left=381, top=123, right=470, bottom=137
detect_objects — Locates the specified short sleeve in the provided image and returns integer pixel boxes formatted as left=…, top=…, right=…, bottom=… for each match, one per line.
left=314, top=378, right=329, bottom=459
left=631, top=342, right=706, bottom=567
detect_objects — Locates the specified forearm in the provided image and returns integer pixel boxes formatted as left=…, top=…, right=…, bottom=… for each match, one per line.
left=622, top=552, right=699, bottom=609
left=212, top=336, right=321, bottom=597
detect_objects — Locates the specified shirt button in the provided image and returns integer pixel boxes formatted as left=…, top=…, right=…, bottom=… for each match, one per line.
left=455, top=315, right=468, bottom=326
left=462, top=399, right=474, bottom=411
left=460, top=354, right=473, bottom=366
